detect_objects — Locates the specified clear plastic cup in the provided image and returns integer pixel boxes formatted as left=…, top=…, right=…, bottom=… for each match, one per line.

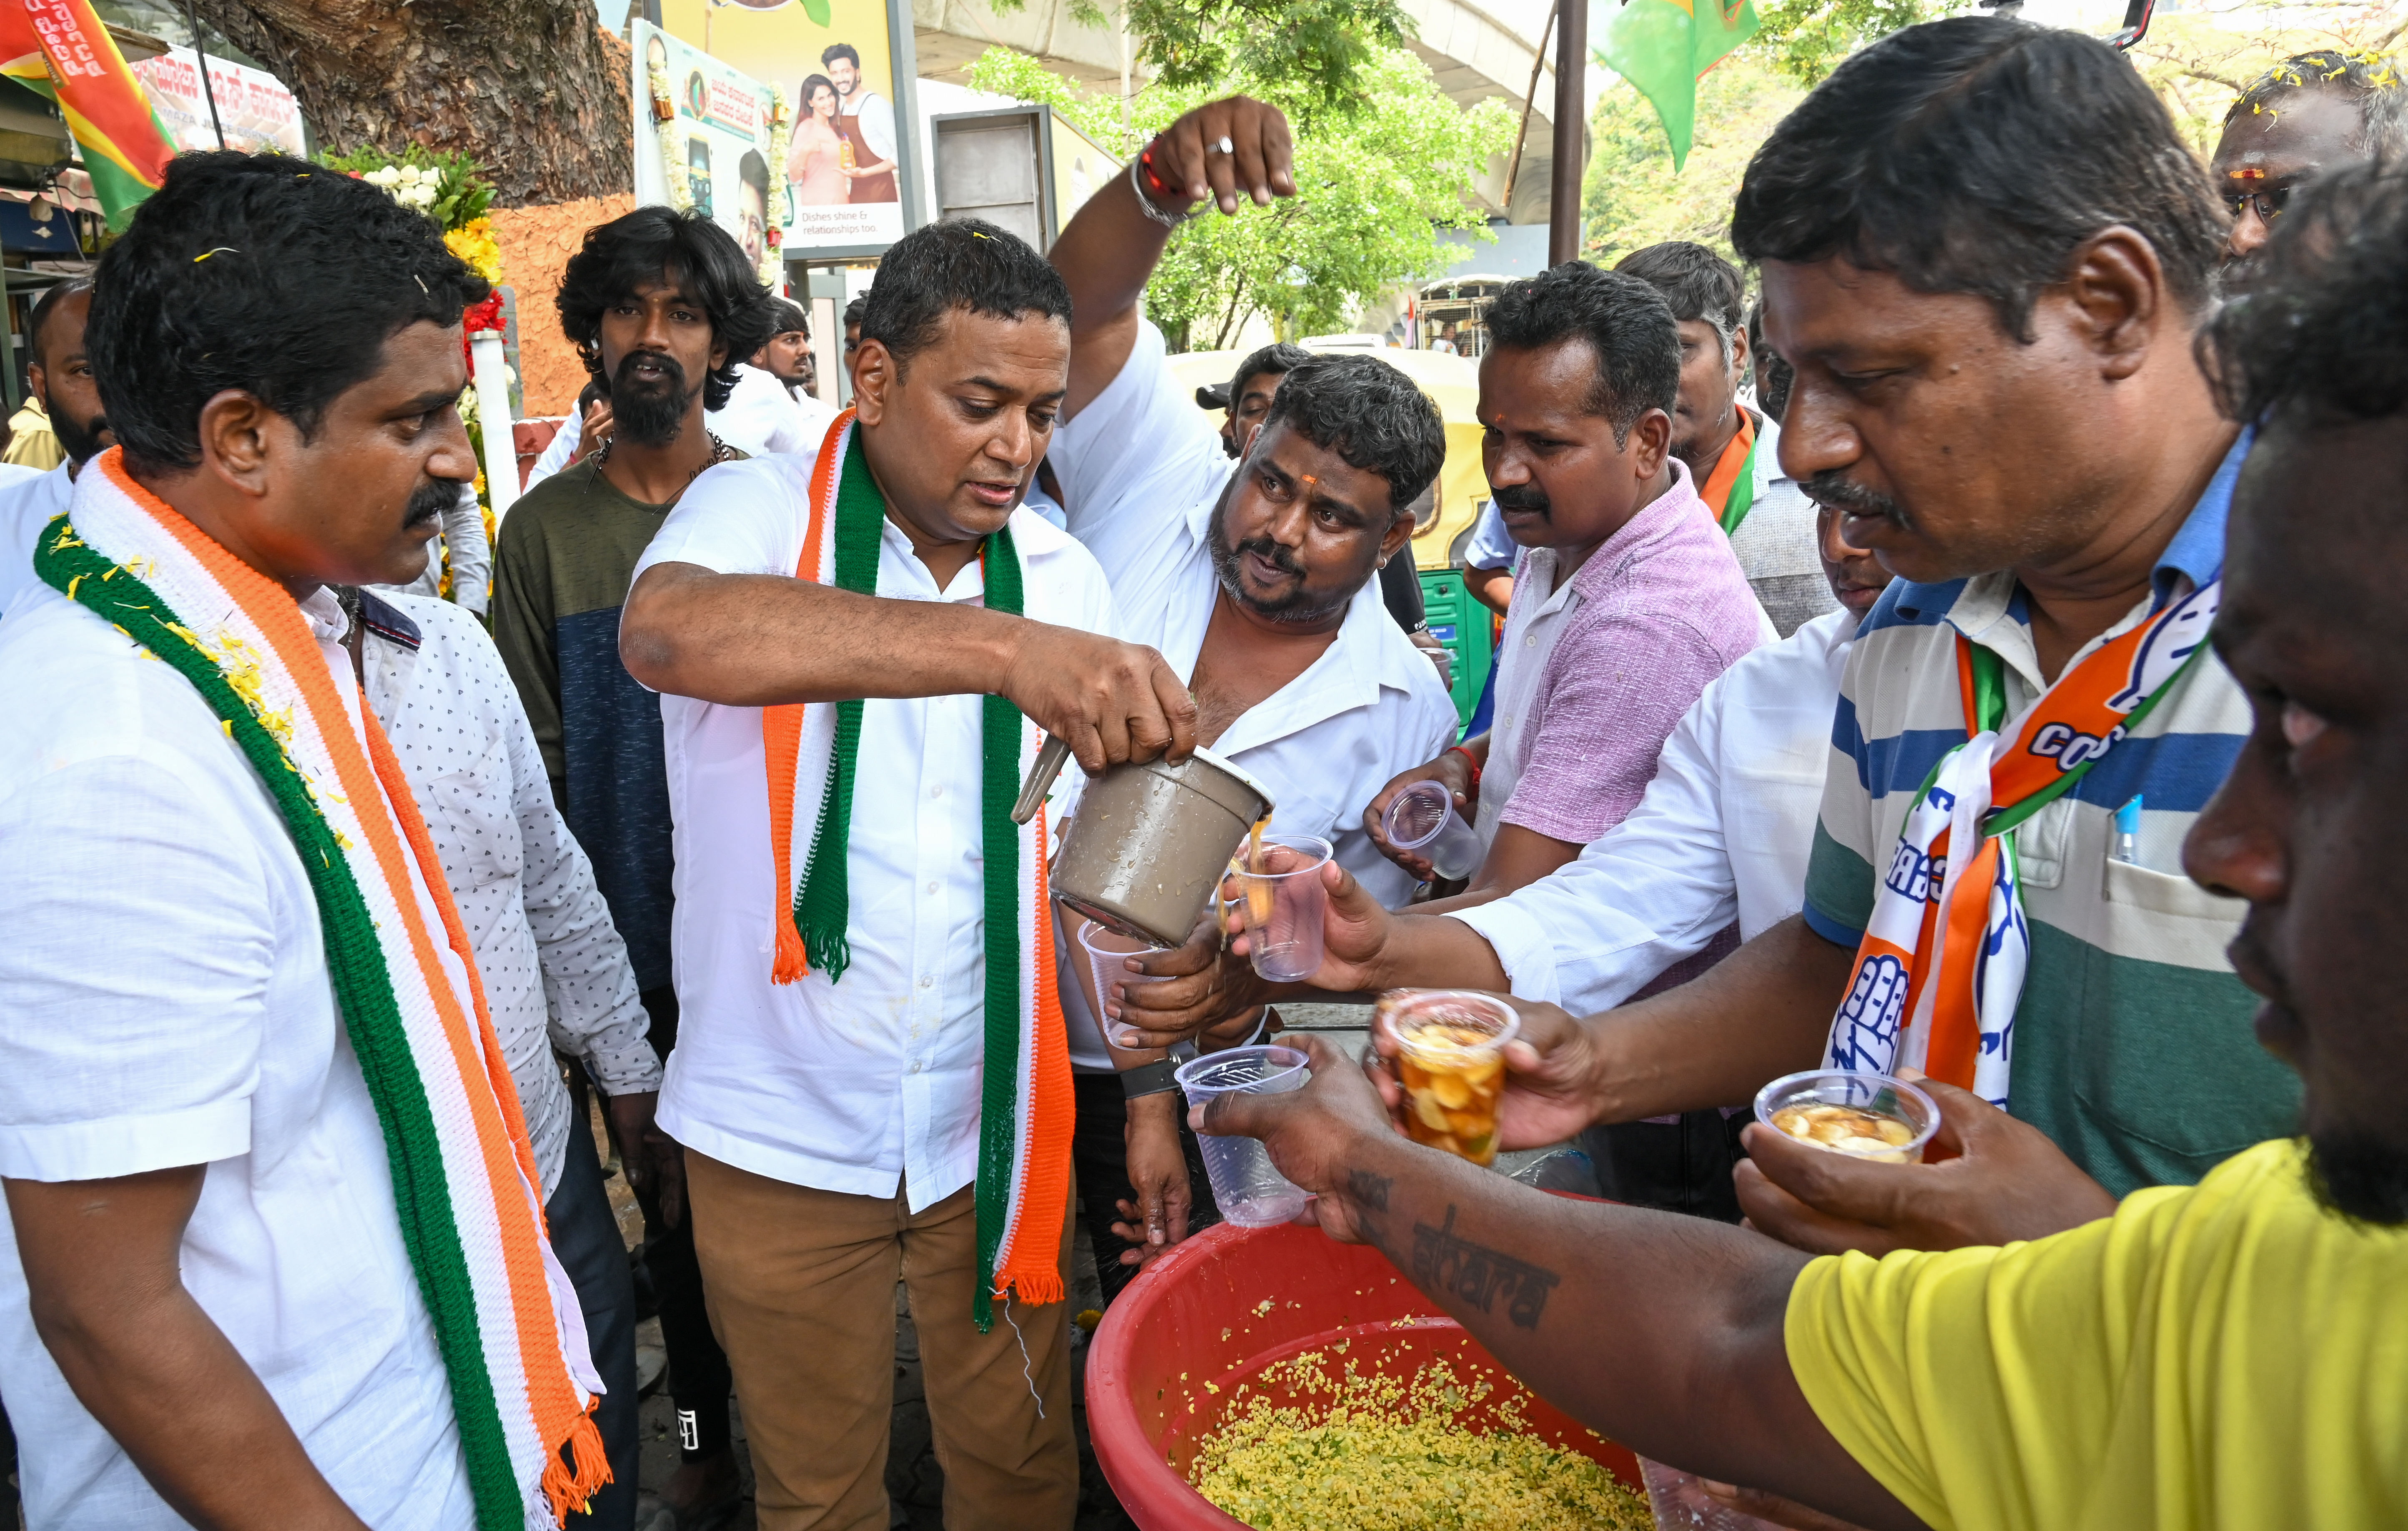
left=1176, top=1045, right=1312, bottom=1226
left=1752, top=1070, right=1939, bottom=1165
left=1380, top=990, right=1519, bottom=1166
left=1233, top=833, right=1332, bottom=983
left=1380, top=779, right=1485, bottom=880
left=1079, top=920, right=1171, bottom=1040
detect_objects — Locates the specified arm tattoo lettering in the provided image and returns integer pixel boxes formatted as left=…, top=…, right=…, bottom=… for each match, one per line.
left=1347, top=1168, right=1392, bottom=1211
left=1410, top=1206, right=1559, bottom=1330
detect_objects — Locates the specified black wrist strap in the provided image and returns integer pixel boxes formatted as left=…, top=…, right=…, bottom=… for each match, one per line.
left=1119, top=1058, right=1181, bottom=1099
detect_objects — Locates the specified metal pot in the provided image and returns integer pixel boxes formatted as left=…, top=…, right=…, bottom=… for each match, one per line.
left=1051, top=746, right=1274, bottom=947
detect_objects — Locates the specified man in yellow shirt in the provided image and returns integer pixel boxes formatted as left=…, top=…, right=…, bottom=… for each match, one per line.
left=1196, top=96, right=2408, bottom=1531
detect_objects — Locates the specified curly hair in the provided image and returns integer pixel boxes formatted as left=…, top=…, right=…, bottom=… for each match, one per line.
left=89, top=151, right=487, bottom=477
left=2226, top=50, right=2407, bottom=157
left=1260, top=353, right=1446, bottom=514
left=1481, top=262, right=1680, bottom=447
left=2205, top=158, right=2408, bottom=428
left=556, top=205, right=774, bottom=412
left=1731, top=17, right=2225, bottom=342
left=858, top=216, right=1072, bottom=374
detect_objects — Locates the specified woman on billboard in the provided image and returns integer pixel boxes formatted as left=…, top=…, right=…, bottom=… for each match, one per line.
left=787, top=73, right=848, bottom=206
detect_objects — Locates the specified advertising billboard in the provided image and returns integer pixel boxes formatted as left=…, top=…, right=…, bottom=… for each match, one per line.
left=657, top=0, right=910, bottom=256
left=632, top=19, right=783, bottom=271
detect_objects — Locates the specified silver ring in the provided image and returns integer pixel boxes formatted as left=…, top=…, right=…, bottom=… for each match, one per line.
left=1210, top=135, right=1234, bottom=155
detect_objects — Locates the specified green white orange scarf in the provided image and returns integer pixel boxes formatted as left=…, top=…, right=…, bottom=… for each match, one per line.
left=1699, top=411, right=1757, bottom=535
left=1826, top=575, right=2219, bottom=1108
left=36, top=451, right=609, bottom=1530
left=761, top=409, right=1071, bottom=1330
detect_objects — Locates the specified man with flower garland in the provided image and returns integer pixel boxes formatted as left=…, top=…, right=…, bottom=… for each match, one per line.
left=619, top=217, right=1194, bottom=1531
left=0, top=152, right=606, bottom=1529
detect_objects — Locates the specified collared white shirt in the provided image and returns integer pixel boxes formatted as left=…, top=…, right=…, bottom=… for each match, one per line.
left=357, top=591, right=660, bottom=1199
left=632, top=454, right=1118, bottom=1209
left=0, top=459, right=69, bottom=617
left=1475, top=540, right=1576, bottom=846
left=1051, top=318, right=1461, bottom=911
left=0, top=577, right=473, bottom=1527
left=522, top=365, right=839, bottom=491
left=1452, top=606, right=1857, bottom=1016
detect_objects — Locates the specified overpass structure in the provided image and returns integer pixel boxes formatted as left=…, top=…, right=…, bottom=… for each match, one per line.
left=906, top=0, right=1585, bottom=228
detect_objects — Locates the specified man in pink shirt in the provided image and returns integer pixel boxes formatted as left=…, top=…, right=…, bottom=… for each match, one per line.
left=1367, top=263, right=1770, bottom=896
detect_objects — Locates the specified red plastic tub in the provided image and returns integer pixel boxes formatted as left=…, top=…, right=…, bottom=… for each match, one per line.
left=1086, top=1217, right=1643, bottom=1529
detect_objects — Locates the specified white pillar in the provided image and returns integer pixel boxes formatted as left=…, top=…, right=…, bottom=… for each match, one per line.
left=470, top=330, right=520, bottom=519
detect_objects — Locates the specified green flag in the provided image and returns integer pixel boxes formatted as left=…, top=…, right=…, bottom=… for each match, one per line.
left=1597, top=0, right=1761, bottom=171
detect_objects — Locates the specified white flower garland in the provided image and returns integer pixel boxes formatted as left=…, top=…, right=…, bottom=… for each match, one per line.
left=651, top=62, right=693, bottom=212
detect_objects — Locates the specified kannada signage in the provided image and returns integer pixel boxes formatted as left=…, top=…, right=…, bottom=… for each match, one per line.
left=632, top=19, right=782, bottom=269
left=131, top=45, right=305, bottom=157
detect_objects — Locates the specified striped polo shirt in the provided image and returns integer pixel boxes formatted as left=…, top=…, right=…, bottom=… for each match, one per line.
left=1802, top=437, right=2300, bottom=1198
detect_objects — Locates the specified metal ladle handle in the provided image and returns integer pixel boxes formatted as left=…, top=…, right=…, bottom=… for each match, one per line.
left=1011, top=734, right=1073, bottom=825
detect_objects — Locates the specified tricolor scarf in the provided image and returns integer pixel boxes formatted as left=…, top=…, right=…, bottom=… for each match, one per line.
left=1698, top=411, right=1757, bottom=536
left=35, top=453, right=608, bottom=1531
left=761, top=410, right=1072, bottom=1331
left=1825, top=575, right=2220, bottom=1108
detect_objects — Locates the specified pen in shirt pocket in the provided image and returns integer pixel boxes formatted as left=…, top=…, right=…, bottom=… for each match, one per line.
left=2112, top=795, right=2143, bottom=865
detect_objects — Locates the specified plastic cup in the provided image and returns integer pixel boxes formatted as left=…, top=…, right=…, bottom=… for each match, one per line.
left=1752, top=1070, right=1939, bottom=1165
left=1080, top=920, right=1171, bottom=1039
left=1380, top=990, right=1519, bottom=1166
left=1232, top=833, right=1332, bottom=983
left=1380, top=779, right=1485, bottom=880
left=1176, top=1045, right=1312, bottom=1226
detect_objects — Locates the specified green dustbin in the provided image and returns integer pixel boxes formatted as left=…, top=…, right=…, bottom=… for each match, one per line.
left=1418, top=568, right=1493, bottom=732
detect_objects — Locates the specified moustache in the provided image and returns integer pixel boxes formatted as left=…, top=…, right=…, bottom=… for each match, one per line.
left=402, top=476, right=459, bottom=530
left=1491, top=483, right=1550, bottom=515
left=1231, top=536, right=1306, bottom=579
left=1801, top=471, right=1908, bottom=528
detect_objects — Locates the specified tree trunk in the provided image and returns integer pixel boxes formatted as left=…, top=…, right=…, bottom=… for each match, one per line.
left=186, top=0, right=630, bottom=206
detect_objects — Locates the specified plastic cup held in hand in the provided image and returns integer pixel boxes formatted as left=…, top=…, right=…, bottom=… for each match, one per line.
left=1381, top=990, right=1519, bottom=1165
left=1233, top=833, right=1332, bottom=982
left=1381, top=779, right=1484, bottom=880
left=1080, top=921, right=1172, bottom=1045
left=1176, top=1045, right=1312, bottom=1226
left=1752, top=1069, right=1939, bottom=1165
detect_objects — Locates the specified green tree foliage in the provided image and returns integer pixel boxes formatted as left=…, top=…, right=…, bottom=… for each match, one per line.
left=1748, top=0, right=1964, bottom=85
left=982, top=0, right=1411, bottom=125
left=1583, top=53, right=1803, bottom=263
left=969, top=45, right=1513, bottom=350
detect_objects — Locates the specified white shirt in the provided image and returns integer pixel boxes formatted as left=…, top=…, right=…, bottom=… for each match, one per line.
left=841, top=87, right=897, bottom=165
left=358, top=591, right=661, bottom=1199
left=1451, top=606, right=1857, bottom=1016
left=1475, top=542, right=1576, bottom=847
left=373, top=481, right=491, bottom=615
left=522, top=366, right=838, bottom=490
left=1051, top=318, right=1460, bottom=912
left=0, top=459, right=68, bottom=616
left=633, top=454, right=1118, bottom=1210
left=0, top=581, right=474, bottom=1528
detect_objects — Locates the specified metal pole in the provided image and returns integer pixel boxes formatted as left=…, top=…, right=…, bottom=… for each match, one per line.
left=1501, top=0, right=1558, bottom=215
left=182, top=0, right=226, bottom=149
left=1548, top=0, right=1586, bottom=266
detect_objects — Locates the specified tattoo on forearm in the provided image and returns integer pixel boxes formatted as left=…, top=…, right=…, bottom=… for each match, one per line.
left=1348, top=1168, right=1392, bottom=1211
left=1410, top=1206, right=1559, bottom=1330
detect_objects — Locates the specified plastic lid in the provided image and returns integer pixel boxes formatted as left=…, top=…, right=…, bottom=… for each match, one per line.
left=1185, top=744, right=1277, bottom=815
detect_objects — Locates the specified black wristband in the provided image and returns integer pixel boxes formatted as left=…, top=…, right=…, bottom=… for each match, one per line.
left=1119, top=1058, right=1181, bottom=1099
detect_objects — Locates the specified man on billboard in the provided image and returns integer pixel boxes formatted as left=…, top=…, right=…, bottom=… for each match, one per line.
left=822, top=42, right=896, bottom=203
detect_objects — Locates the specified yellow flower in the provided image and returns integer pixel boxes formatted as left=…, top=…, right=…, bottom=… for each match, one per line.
left=444, top=217, right=505, bottom=286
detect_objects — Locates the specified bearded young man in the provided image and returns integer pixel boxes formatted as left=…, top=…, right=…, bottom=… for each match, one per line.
left=0, top=150, right=605, bottom=1531
left=1199, top=149, right=2408, bottom=1531
left=617, top=217, right=1195, bottom=1531
left=491, top=205, right=774, bottom=1523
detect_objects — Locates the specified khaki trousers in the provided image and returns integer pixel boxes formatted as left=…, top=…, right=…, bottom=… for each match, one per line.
left=685, top=1151, right=1077, bottom=1531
